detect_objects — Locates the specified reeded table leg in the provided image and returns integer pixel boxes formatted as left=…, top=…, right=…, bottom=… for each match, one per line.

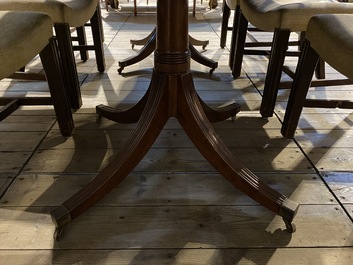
left=96, top=83, right=239, bottom=124
left=51, top=0, right=298, bottom=240
left=130, top=28, right=156, bottom=49
left=118, top=29, right=157, bottom=74
left=189, top=35, right=209, bottom=50
left=118, top=27, right=217, bottom=74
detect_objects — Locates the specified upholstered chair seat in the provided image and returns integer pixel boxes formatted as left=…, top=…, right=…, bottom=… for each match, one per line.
left=241, top=0, right=350, bottom=31
left=306, top=15, right=353, bottom=81
left=0, top=12, right=52, bottom=79
left=0, top=0, right=98, bottom=28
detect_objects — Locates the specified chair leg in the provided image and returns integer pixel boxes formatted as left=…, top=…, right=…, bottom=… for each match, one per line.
left=193, top=0, right=196, bottom=17
left=281, top=41, right=319, bottom=139
left=315, top=57, right=325, bottom=79
left=299, top=31, right=323, bottom=81
left=231, top=9, right=247, bottom=78
left=220, top=0, right=230, bottom=48
left=302, top=32, right=325, bottom=79
left=97, top=4, right=105, bottom=43
left=260, top=29, right=290, bottom=118
left=54, top=23, right=82, bottom=110
left=90, top=5, right=106, bottom=73
left=40, top=37, right=75, bottom=137
left=134, top=0, right=137, bottom=16
left=229, top=5, right=242, bottom=69
left=76, top=26, right=89, bottom=62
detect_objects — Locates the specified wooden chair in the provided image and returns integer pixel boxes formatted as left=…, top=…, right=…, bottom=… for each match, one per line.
left=281, top=14, right=353, bottom=139
left=233, top=0, right=353, bottom=118
left=0, top=0, right=105, bottom=110
left=0, top=11, right=74, bottom=137
left=220, top=0, right=282, bottom=76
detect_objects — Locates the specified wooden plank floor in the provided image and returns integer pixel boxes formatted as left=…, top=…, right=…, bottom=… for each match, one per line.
left=1, top=1, right=353, bottom=264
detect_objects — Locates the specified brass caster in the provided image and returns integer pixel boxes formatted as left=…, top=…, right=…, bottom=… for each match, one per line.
left=53, top=226, right=65, bottom=241
left=283, top=217, right=296, bottom=233
left=50, top=205, right=72, bottom=241
left=96, top=113, right=103, bottom=124
left=279, top=198, right=299, bottom=233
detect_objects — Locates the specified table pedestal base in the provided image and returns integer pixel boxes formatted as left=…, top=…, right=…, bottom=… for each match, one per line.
left=51, top=70, right=297, bottom=240
left=50, top=0, right=298, bottom=241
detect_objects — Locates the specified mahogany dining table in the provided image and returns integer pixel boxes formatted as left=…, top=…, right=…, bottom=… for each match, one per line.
left=50, top=0, right=298, bottom=240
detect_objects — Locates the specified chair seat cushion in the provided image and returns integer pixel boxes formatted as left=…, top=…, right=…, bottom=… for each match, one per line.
left=0, top=11, right=53, bottom=79
left=0, top=0, right=98, bottom=27
left=240, top=0, right=353, bottom=31
left=307, top=14, right=353, bottom=81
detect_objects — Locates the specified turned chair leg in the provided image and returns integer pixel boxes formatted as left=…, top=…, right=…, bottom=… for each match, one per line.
left=220, top=0, right=231, bottom=48
left=231, top=10, right=247, bottom=78
left=260, top=29, right=290, bottom=118
left=40, top=37, right=75, bottom=137
left=281, top=41, right=319, bottom=139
